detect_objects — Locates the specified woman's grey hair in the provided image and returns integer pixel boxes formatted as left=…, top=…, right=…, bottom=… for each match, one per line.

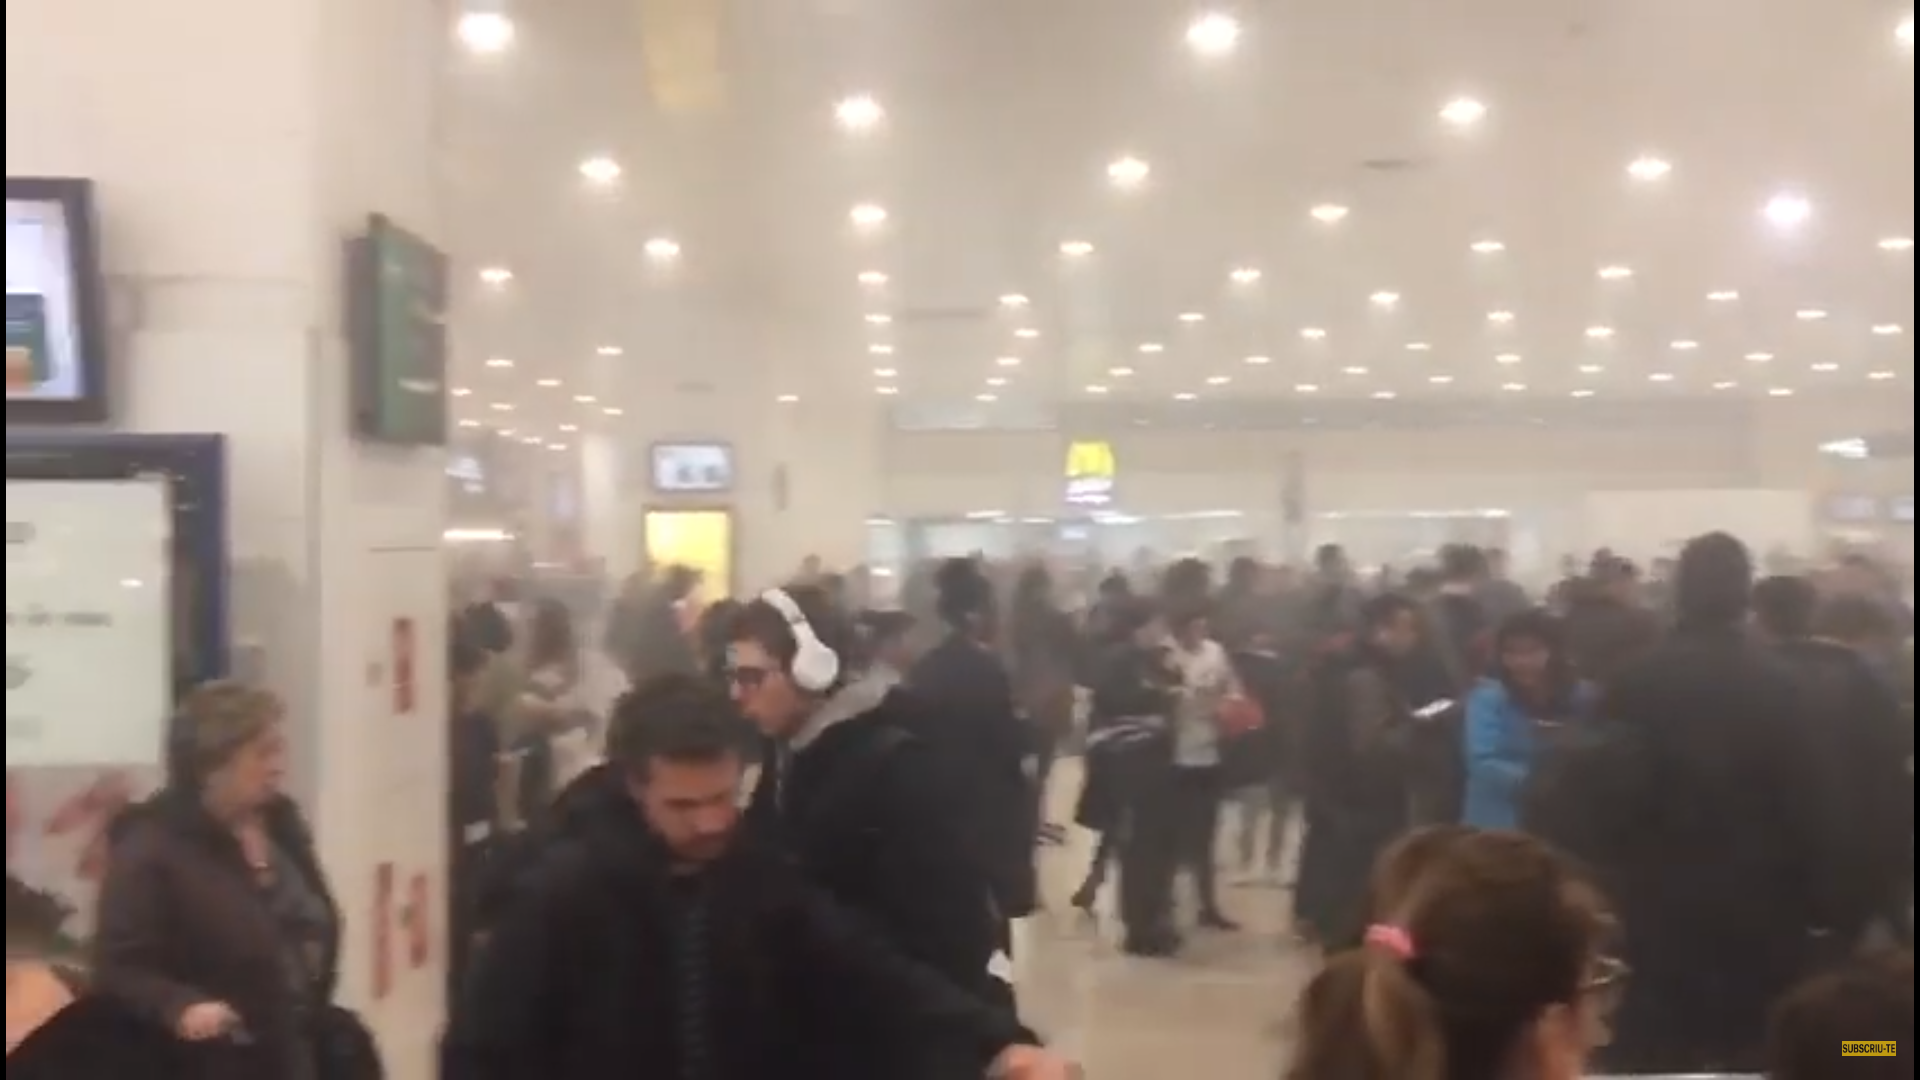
left=173, top=679, right=282, bottom=784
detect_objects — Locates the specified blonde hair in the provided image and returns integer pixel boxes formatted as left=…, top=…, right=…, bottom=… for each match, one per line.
left=175, top=680, right=282, bottom=784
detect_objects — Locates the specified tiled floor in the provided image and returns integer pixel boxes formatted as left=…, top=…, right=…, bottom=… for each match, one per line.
left=1012, top=761, right=1312, bottom=1080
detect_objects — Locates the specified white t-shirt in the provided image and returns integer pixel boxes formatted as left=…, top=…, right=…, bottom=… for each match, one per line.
left=1168, top=637, right=1234, bottom=768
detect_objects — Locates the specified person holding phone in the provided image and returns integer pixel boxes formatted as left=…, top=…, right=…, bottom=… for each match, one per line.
left=1461, top=609, right=1593, bottom=831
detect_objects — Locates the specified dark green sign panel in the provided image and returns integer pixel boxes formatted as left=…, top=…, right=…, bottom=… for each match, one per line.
left=348, top=214, right=448, bottom=445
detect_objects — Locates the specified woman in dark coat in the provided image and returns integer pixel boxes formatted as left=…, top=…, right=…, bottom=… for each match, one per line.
left=92, top=681, right=344, bottom=1080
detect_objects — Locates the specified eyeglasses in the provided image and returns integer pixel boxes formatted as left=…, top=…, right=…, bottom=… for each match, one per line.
left=725, top=665, right=773, bottom=691
left=1581, top=954, right=1631, bottom=1012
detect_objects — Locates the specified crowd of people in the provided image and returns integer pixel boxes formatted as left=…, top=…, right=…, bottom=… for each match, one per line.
left=5, top=534, right=1914, bottom=1079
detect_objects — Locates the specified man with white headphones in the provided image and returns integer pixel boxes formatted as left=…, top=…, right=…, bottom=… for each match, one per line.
left=729, top=584, right=1056, bottom=1080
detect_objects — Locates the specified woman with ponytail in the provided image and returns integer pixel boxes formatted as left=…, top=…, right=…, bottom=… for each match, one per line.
left=1286, top=828, right=1621, bottom=1080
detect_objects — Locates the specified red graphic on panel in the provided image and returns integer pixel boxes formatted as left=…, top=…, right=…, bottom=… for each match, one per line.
left=403, top=872, right=431, bottom=969
left=41, top=772, right=133, bottom=881
left=371, top=863, right=395, bottom=1001
left=391, top=617, right=417, bottom=715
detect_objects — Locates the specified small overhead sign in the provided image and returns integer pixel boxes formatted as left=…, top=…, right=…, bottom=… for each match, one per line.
left=1064, top=440, right=1116, bottom=507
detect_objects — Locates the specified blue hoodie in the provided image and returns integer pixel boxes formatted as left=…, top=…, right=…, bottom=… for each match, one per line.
left=1460, top=676, right=1594, bottom=830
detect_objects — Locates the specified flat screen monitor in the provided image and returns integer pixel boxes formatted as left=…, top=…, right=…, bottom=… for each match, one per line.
left=6, top=178, right=110, bottom=425
left=347, top=214, right=449, bottom=446
left=650, top=442, right=734, bottom=494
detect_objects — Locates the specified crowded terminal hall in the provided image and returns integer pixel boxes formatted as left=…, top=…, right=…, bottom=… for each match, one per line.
left=4, top=3, right=1915, bottom=1080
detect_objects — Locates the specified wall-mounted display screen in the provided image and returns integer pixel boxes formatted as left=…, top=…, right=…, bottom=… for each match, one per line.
left=347, top=214, right=449, bottom=446
left=650, top=442, right=734, bottom=494
left=6, top=178, right=110, bottom=424
left=1823, top=493, right=1881, bottom=523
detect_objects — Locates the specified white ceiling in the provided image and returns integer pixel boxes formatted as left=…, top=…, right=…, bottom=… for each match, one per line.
left=445, top=1, right=1915, bottom=445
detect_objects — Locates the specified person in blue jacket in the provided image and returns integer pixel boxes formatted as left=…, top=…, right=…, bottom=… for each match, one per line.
left=1461, top=608, right=1591, bottom=830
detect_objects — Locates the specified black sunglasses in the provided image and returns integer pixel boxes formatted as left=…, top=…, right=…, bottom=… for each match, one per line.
left=725, top=665, right=774, bottom=690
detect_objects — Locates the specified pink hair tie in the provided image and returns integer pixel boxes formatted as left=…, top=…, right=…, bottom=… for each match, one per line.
left=1363, top=923, right=1418, bottom=961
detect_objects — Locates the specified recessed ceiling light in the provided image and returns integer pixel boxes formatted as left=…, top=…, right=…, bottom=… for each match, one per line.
left=1900, top=13, right=1915, bottom=48
left=1206, top=375, right=1231, bottom=386
left=833, top=94, right=885, bottom=132
left=1342, top=365, right=1369, bottom=376
left=986, top=376, right=1009, bottom=387
left=1405, top=341, right=1432, bottom=352
left=1670, top=339, right=1700, bottom=351
left=865, top=313, right=892, bottom=325
left=1108, top=366, right=1135, bottom=377
left=1294, top=383, right=1320, bottom=393
left=1439, top=96, right=1488, bottom=127
left=1794, top=308, right=1828, bottom=321
left=868, top=343, right=894, bottom=355
left=1707, top=290, right=1740, bottom=302
left=849, top=203, right=889, bottom=229
left=1711, top=381, right=1738, bottom=391
left=857, top=270, right=888, bottom=286
left=1585, top=325, right=1615, bottom=340
left=1495, top=353, right=1521, bottom=364
left=1230, top=267, right=1263, bottom=285
left=644, top=237, right=681, bottom=261
left=1369, top=290, right=1400, bottom=308
left=1871, top=323, right=1904, bottom=335
left=1744, top=351, right=1774, bottom=362
left=602, top=406, right=625, bottom=416
left=1597, top=265, right=1634, bottom=281
left=1185, top=12, right=1241, bottom=56
left=1487, top=310, right=1515, bottom=324
left=1810, top=362, right=1840, bottom=372
left=1243, top=355, right=1271, bottom=365
left=1371, top=390, right=1398, bottom=400
left=1177, top=312, right=1206, bottom=324
left=535, top=377, right=560, bottom=388
left=1013, top=327, right=1039, bottom=339
left=558, top=423, right=580, bottom=434
left=1469, top=239, right=1505, bottom=254
left=1086, top=384, right=1110, bottom=395
left=995, top=355, right=1021, bottom=367
left=1626, top=155, right=1672, bottom=182
left=998, top=293, right=1030, bottom=308
left=1138, top=342, right=1166, bottom=354
left=1570, top=389, right=1595, bottom=399
left=457, top=418, right=480, bottom=429
left=975, top=393, right=998, bottom=403
left=1106, top=155, right=1151, bottom=188
left=1578, top=364, right=1603, bottom=375
left=776, top=393, right=800, bottom=404
left=1648, top=372, right=1676, bottom=382
left=595, top=344, right=624, bottom=357
left=1767, top=387, right=1794, bottom=397
left=1500, top=382, right=1526, bottom=392
left=456, top=11, right=517, bottom=54
left=578, top=156, right=623, bottom=185
left=1867, top=370, right=1898, bottom=381
left=484, top=356, right=513, bottom=368
left=1880, top=236, right=1914, bottom=251
left=1309, top=203, right=1351, bottom=224
left=874, top=385, right=900, bottom=396
left=1300, top=327, right=1327, bottom=340
left=478, top=266, right=513, bottom=286
left=1428, top=374, right=1455, bottom=385
left=573, top=393, right=597, bottom=403
left=1172, top=391, right=1199, bottom=402
left=1059, top=240, right=1095, bottom=257
left=1762, top=193, right=1813, bottom=229
left=451, top=387, right=472, bottom=397
left=872, top=367, right=898, bottom=378
left=489, top=402, right=512, bottom=412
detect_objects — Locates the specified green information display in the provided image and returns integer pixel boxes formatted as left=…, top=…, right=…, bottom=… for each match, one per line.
left=348, top=214, right=449, bottom=446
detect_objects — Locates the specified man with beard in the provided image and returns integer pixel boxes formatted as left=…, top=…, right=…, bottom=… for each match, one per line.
left=443, top=673, right=1071, bottom=1080
left=1292, top=592, right=1430, bottom=948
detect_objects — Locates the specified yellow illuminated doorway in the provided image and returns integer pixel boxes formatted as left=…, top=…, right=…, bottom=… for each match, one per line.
left=642, top=508, right=734, bottom=603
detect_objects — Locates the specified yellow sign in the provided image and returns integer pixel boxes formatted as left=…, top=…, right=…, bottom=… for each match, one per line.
left=1064, top=440, right=1117, bottom=506
left=1841, top=1042, right=1897, bottom=1056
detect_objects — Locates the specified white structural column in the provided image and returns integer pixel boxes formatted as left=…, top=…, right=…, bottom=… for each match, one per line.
left=581, top=315, right=883, bottom=590
left=8, top=0, right=451, bottom=1074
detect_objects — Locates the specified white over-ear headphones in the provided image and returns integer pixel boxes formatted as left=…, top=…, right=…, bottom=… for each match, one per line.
left=759, top=587, right=841, bottom=693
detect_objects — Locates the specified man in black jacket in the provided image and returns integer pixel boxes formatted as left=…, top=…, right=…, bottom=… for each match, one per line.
left=729, top=584, right=1036, bottom=1080
left=443, top=673, right=1070, bottom=1080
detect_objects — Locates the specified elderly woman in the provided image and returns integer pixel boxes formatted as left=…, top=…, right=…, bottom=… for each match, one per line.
left=91, top=681, right=341, bottom=1080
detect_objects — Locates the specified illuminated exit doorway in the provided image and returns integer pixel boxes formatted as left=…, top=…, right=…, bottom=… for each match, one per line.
left=641, top=508, right=735, bottom=602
